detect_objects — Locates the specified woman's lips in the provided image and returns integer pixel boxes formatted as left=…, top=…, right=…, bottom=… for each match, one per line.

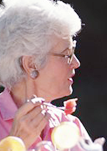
left=68, top=78, right=73, bottom=85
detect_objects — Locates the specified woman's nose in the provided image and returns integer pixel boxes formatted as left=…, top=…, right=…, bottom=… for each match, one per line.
left=71, top=54, right=80, bottom=69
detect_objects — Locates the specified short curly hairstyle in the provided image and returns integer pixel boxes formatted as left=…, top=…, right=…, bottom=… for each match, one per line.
left=0, top=0, right=81, bottom=89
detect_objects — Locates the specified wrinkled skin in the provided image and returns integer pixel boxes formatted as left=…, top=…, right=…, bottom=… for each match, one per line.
left=10, top=101, right=50, bottom=149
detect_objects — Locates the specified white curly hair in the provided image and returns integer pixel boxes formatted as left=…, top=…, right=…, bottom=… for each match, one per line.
left=0, top=0, right=81, bottom=89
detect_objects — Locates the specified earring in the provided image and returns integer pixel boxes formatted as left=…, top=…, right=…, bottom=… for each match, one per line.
left=30, top=70, right=39, bottom=79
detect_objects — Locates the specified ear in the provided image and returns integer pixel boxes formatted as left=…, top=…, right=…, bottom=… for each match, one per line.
left=21, top=56, right=36, bottom=77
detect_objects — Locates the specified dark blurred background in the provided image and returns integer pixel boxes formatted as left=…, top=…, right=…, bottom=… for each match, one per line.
left=0, top=0, right=107, bottom=150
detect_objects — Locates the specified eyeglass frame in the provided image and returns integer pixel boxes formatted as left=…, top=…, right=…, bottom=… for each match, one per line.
left=50, top=40, right=77, bottom=64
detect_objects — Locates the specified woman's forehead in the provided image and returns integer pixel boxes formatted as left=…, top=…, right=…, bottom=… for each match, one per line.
left=52, top=37, right=73, bottom=53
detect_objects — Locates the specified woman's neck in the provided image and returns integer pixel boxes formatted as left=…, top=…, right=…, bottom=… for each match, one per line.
left=10, top=77, right=63, bottom=108
left=10, top=80, right=27, bottom=108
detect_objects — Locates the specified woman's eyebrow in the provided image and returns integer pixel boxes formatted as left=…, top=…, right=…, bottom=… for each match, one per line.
left=61, top=47, right=68, bottom=53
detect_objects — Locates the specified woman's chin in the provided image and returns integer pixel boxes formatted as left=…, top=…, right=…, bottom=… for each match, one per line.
left=69, top=85, right=73, bottom=94
left=50, top=86, right=73, bottom=101
left=59, top=86, right=73, bottom=97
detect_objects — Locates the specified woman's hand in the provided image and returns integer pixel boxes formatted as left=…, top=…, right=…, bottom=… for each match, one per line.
left=79, top=137, right=105, bottom=151
left=10, top=99, right=50, bottom=149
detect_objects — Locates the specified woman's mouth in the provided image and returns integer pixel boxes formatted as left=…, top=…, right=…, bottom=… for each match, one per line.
left=68, top=78, right=73, bottom=85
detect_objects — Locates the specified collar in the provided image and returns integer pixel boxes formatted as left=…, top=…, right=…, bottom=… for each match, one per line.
left=0, top=88, right=18, bottom=120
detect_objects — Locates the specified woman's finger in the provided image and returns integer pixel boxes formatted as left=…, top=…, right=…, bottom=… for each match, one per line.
left=15, top=101, right=42, bottom=119
left=31, top=112, right=46, bottom=128
left=23, top=106, right=43, bottom=123
left=35, top=112, right=50, bottom=133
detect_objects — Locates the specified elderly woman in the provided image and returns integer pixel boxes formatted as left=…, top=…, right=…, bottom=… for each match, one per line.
left=0, top=0, right=105, bottom=150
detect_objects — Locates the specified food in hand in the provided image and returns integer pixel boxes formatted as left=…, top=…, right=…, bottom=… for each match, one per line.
left=0, top=136, right=26, bottom=151
left=64, top=98, right=78, bottom=115
left=51, top=122, right=80, bottom=150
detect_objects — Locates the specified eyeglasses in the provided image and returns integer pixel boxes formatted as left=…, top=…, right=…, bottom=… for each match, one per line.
left=51, top=40, right=76, bottom=64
